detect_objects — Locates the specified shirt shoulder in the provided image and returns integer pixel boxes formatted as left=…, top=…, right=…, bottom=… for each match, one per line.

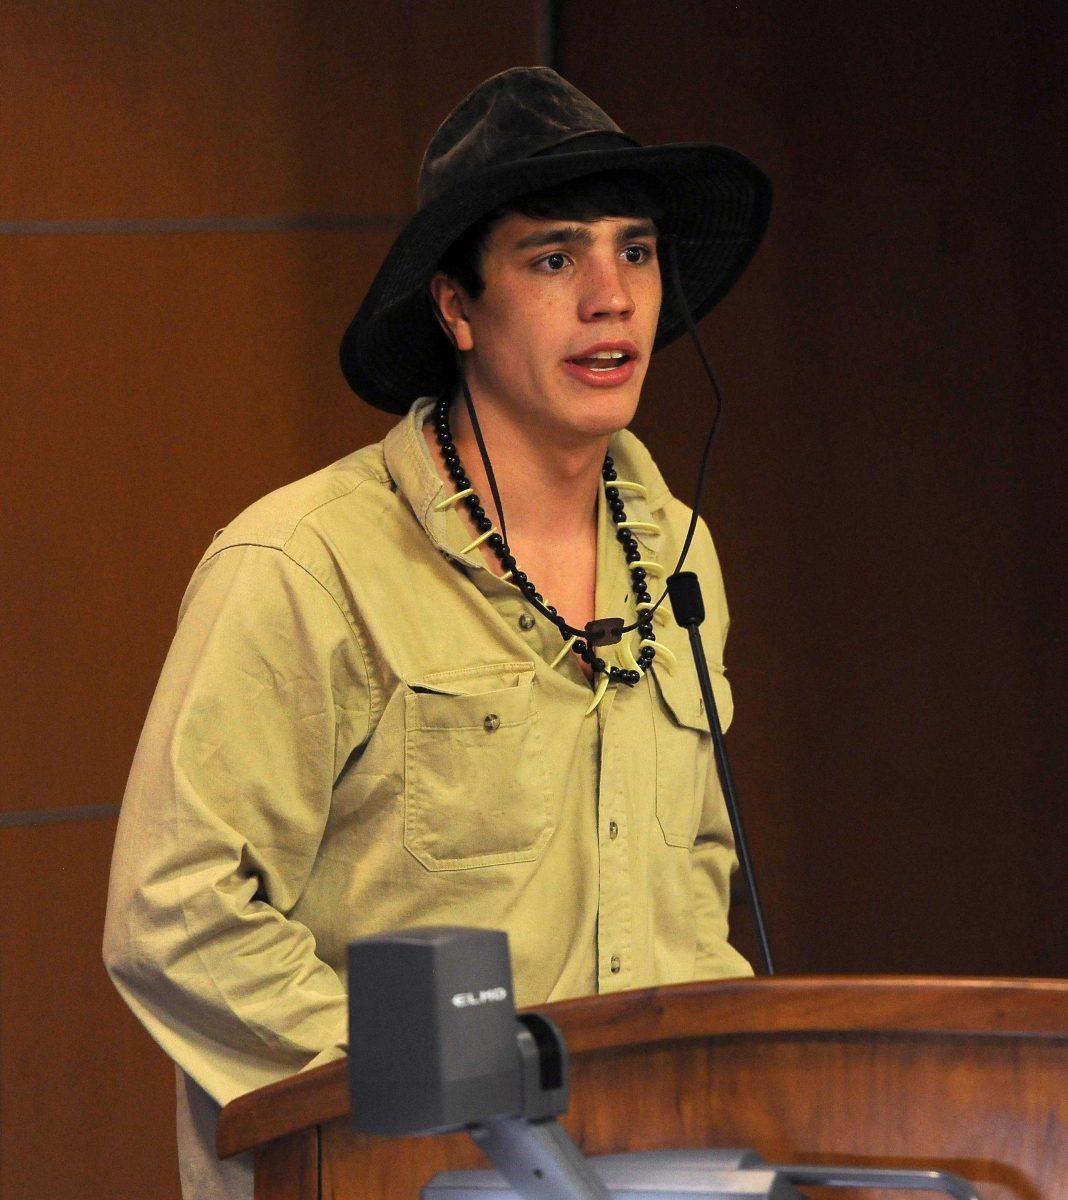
left=199, top=441, right=395, bottom=567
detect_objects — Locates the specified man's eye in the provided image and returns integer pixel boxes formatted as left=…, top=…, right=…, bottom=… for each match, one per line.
left=539, top=252, right=570, bottom=272
left=623, top=245, right=652, bottom=264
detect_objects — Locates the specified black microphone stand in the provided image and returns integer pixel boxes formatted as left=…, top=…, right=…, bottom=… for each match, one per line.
left=667, top=572, right=775, bottom=975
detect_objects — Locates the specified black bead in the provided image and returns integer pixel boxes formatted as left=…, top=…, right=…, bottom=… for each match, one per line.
left=632, top=567, right=646, bottom=582
left=501, top=554, right=516, bottom=570
left=546, top=604, right=557, bottom=616
left=475, top=515, right=492, bottom=532
left=625, top=548, right=640, bottom=563
left=605, top=486, right=619, bottom=501
left=488, top=533, right=503, bottom=550
left=533, top=592, right=542, bottom=602
left=464, top=494, right=480, bottom=509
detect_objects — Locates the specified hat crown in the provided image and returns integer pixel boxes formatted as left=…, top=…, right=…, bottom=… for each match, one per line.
left=417, top=67, right=631, bottom=207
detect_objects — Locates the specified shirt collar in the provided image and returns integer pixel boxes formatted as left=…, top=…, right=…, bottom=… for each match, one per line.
left=382, top=394, right=673, bottom=567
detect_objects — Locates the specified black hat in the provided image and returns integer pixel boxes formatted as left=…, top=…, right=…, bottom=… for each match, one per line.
left=340, top=66, right=772, bottom=413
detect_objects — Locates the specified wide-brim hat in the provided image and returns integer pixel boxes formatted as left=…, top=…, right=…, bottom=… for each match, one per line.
left=340, top=66, right=772, bottom=414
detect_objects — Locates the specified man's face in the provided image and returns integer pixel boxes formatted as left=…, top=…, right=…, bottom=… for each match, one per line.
left=437, top=212, right=662, bottom=447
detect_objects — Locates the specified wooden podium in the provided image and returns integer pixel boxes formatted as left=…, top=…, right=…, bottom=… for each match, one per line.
left=217, top=977, right=1067, bottom=1200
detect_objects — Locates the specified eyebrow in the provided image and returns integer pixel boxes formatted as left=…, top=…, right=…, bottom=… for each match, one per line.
left=511, top=220, right=659, bottom=252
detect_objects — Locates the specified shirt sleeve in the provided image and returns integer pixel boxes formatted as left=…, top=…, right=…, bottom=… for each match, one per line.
left=688, top=519, right=754, bottom=980
left=103, top=542, right=372, bottom=1107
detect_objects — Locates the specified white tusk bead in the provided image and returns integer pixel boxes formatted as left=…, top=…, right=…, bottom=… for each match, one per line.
left=617, top=520, right=661, bottom=535
left=584, top=672, right=610, bottom=716
left=549, top=635, right=578, bottom=670
left=636, top=599, right=669, bottom=626
left=632, top=559, right=664, bottom=578
left=642, top=639, right=677, bottom=674
left=434, top=487, right=475, bottom=511
left=619, top=639, right=644, bottom=676
left=609, top=480, right=648, bottom=498
left=460, top=528, right=496, bottom=555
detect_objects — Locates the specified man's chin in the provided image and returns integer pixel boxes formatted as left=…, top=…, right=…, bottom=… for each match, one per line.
left=550, top=395, right=640, bottom=445
left=575, top=388, right=641, bottom=432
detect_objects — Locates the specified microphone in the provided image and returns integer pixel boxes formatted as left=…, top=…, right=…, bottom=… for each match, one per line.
left=667, top=572, right=775, bottom=975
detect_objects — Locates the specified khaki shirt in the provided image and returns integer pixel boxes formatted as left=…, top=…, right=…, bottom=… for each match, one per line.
left=104, top=397, right=750, bottom=1198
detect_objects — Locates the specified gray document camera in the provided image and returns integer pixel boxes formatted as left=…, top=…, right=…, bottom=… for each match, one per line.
left=347, top=927, right=983, bottom=1200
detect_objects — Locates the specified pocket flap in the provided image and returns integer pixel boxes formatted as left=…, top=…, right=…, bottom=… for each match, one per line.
left=651, top=651, right=733, bottom=734
left=406, top=676, right=535, bottom=731
left=406, top=659, right=534, bottom=696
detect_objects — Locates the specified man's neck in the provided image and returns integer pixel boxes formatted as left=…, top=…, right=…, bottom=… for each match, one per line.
left=443, top=394, right=608, bottom=548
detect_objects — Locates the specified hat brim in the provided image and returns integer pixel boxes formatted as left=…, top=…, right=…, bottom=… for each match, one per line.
left=339, top=142, right=772, bottom=413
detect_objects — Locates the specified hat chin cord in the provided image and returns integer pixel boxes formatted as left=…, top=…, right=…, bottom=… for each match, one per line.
left=426, top=231, right=725, bottom=648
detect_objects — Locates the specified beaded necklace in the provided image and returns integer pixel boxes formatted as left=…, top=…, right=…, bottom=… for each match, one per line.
left=431, top=395, right=659, bottom=690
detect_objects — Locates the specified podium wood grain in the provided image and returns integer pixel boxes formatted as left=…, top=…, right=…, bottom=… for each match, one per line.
left=217, top=977, right=1068, bottom=1200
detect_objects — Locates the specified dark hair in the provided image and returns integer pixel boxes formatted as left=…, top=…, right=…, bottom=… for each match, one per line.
left=436, top=169, right=668, bottom=300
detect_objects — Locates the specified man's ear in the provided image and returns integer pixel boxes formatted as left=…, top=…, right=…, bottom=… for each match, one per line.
left=428, top=273, right=475, bottom=353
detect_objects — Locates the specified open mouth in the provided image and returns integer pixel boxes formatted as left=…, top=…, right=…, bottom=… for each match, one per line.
left=569, top=351, right=633, bottom=371
left=561, top=352, right=638, bottom=388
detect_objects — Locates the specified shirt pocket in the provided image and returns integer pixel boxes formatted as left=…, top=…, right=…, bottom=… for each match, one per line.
left=651, top=660, right=731, bottom=848
left=402, top=667, right=553, bottom=871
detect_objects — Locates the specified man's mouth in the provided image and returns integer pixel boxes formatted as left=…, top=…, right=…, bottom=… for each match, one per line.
left=562, top=345, right=639, bottom=388
left=569, top=350, right=633, bottom=371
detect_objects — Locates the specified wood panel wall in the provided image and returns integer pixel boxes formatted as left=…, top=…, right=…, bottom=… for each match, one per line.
left=0, top=4, right=543, bottom=1197
left=558, top=3, right=1066, bottom=977
left=3, top=3, right=1064, bottom=1197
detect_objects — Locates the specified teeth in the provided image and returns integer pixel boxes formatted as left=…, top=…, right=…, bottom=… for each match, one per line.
left=590, top=350, right=625, bottom=359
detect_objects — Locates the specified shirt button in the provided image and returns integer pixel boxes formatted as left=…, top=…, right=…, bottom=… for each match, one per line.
left=518, top=613, right=536, bottom=631
left=608, top=820, right=619, bottom=840
left=610, top=955, right=621, bottom=974
left=483, top=714, right=500, bottom=733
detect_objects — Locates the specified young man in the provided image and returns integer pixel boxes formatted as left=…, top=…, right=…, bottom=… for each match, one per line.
left=104, top=67, right=770, bottom=1200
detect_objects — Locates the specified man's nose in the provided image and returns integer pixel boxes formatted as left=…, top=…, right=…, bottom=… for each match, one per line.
left=578, top=257, right=635, bottom=321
